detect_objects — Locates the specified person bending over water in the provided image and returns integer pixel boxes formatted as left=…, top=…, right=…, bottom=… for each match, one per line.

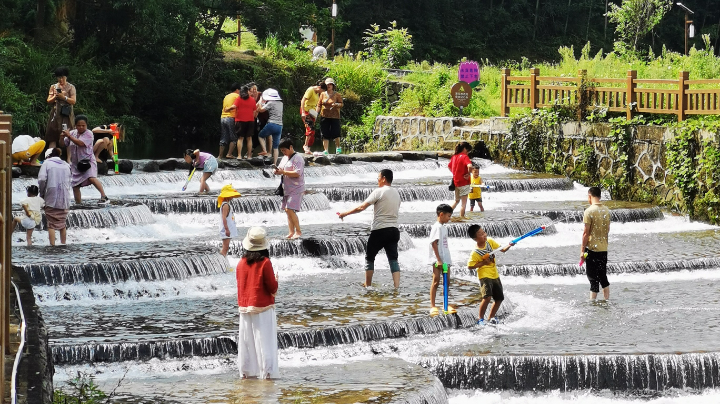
left=338, top=169, right=402, bottom=288
left=184, top=149, right=218, bottom=194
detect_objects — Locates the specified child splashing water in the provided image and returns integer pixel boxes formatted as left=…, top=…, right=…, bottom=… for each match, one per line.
left=184, top=149, right=218, bottom=194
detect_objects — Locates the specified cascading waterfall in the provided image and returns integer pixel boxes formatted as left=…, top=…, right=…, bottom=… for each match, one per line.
left=19, top=253, right=228, bottom=285
left=14, top=204, right=155, bottom=230
left=52, top=304, right=514, bottom=365
left=494, top=257, right=720, bottom=277
left=500, top=206, right=664, bottom=223
left=129, top=192, right=330, bottom=214
left=418, top=352, right=720, bottom=391
left=227, top=231, right=415, bottom=257
left=399, top=219, right=556, bottom=238
left=483, top=178, right=574, bottom=192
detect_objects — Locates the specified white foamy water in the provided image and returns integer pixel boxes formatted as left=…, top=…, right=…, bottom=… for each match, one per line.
left=502, top=269, right=720, bottom=286
left=449, top=390, right=720, bottom=404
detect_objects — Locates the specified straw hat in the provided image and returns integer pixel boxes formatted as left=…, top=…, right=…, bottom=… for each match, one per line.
left=262, top=88, right=282, bottom=101
left=324, top=77, right=336, bottom=88
left=217, top=184, right=241, bottom=207
left=242, top=227, right=269, bottom=251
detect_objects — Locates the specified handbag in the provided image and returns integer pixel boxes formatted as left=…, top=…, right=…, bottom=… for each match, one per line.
left=274, top=176, right=284, bottom=196
left=77, top=159, right=91, bottom=173
left=60, top=104, right=71, bottom=117
left=448, top=179, right=455, bottom=191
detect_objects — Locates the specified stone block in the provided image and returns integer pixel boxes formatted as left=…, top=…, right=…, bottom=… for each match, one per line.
left=313, top=155, right=331, bottom=165
left=398, top=151, right=426, bottom=161
left=349, top=153, right=384, bottom=163
left=118, top=159, right=133, bottom=174
left=329, top=155, right=353, bottom=164
left=142, top=161, right=160, bottom=172
left=19, top=165, right=40, bottom=177
left=12, top=167, right=22, bottom=178
left=158, top=159, right=178, bottom=171
left=379, top=152, right=403, bottom=162
left=443, top=119, right=453, bottom=135
left=223, top=159, right=254, bottom=169
left=418, top=119, right=427, bottom=135
left=246, top=157, right=267, bottom=167
left=97, top=161, right=109, bottom=176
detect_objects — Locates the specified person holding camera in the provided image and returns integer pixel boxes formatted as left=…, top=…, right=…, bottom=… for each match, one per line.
left=62, top=115, right=109, bottom=204
left=45, top=66, right=76, bottom=152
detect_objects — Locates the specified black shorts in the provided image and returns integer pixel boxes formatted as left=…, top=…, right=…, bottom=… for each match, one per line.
left=470, top=198, right=482, bottom=207
left=479, top=277, right=504, bottom=301
left=585, top=248, right=609, bottom=293
left=320, top=118, right=341, bottom=140
left=235, top=121, right=255, bottom=138
left=365, top=227, right=400, bottom=264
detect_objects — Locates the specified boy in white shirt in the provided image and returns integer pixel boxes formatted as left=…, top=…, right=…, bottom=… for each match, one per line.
left=429, top=204, right=455, bottom=316
left=14, top=185, right=45, bottom=246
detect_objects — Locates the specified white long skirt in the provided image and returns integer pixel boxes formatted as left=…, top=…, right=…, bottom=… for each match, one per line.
left=237, top=308, right=279, bottom=379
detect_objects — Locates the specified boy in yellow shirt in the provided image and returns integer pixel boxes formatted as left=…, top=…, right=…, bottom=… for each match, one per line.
left=466, top=224, right=514, bottom=325
left=468, top=165, right=484, bottom=212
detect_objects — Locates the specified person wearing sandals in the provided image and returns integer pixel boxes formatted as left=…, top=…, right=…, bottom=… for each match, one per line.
left=184, top=149, right=218, bottom=194
left=220, top=83, right=241, bottom=159
left=274, top=138, right=304, bottom=239
left=256, top=89, right=283, bottom=165
left=448, top=141, right=473, bottom=218
left=218, top=184, right=241, bottom=259
left=236, top=227, right=279, bottom=379
left=233, top=85, right=257, bottom=159
left=61, top=115, right=109, bottom=204
left=316, top=77, right=343, bottom=155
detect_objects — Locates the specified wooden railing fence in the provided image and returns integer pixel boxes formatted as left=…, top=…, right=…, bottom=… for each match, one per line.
left=500, top=68, right=720, bottom=121
left=0, top=113, right=12, bottom=403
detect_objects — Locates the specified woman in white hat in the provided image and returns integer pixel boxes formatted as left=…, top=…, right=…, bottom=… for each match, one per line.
left=316, top=77, right=344, bottom=155
left=256, top=88, right=284, bottom=164
left=235, top=227, right=279, bottom=379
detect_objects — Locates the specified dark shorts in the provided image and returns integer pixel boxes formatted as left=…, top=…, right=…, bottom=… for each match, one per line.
left=320, top=118, right=341, bottom=140
left=220, top=117, right=237, bottom=145
left=470, top=198, right=482, bottom=208
left=479, top=277, right=504, bottom=301
left=366, top=227, right=400, bottom=266
left=585, top=249, right=609, bottom=293
left=235, top=121, right=255, bottom=138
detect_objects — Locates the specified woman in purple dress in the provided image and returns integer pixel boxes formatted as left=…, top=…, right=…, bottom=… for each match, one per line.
left=184, top=149, right=218, bottom=194
left=61, top=115, right=109, bottom=204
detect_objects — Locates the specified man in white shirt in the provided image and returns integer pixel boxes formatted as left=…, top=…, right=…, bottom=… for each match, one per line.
left=338, top=169, right=402, bottom=288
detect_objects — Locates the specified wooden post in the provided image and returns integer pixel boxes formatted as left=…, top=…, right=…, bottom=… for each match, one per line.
left=626, top=70, right=637, bottom=120
left=678, top=71, right=689, bottom=122
left=0, top=113, right=12, bottom=404
left=236, top=16, right=241, bottom=47
left=500, top=68, right=510, bottom=117
left=529, top=67, right=539, bottom=110
left=577, top=69, right=587, bottom=120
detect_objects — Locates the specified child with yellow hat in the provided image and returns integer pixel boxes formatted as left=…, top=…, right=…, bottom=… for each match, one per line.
left=218, top=184, right=241, bottom=258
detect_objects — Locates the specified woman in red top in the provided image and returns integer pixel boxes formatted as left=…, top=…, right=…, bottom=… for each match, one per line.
left=236, top=227, right=279, bottom=379
left=448, top=141, right=473, bottom=218
left=233, top=85, right=258, bottom=160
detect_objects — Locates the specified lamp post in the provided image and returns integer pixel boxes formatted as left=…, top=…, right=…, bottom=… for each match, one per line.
left=676, top=2, right=695, bottom=56
left=331, top=0, right=337, bottom=59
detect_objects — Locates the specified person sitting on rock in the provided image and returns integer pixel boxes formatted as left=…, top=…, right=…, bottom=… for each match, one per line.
left=91, top=124, right=122, bottom=163
left=11, top=134, right=45, bottom=166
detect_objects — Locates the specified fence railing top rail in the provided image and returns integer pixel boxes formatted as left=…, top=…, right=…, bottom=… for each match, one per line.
left=633, top=79, right=678, bottom=84
left=686, top=79, right=720, bottom=85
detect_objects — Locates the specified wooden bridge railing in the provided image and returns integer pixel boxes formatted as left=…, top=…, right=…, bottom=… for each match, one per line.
left=0, top=113, right=12, bottom=403
left=500, top=68, right=720, bottom=121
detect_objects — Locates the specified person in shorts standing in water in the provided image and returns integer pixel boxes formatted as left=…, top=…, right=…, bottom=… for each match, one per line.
left=581, top=186, right=611, bottom=300
left=317, top=78, right=343, bottom=155
left=233, top=85, right=257, bottom=160
left=300, top=80, right=325, bottom=154
left=338, top=169, right=402, bottom=288
left=219, top=83, right=240, bottom=159
left=448, top=142, right=473, bottom=218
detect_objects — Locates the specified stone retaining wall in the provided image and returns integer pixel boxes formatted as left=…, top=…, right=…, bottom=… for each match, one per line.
left=373, top=115, right=720, bottom=209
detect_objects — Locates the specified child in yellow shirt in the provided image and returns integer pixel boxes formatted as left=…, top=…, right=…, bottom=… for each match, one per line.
left=468, top=166, right=484, bottom=212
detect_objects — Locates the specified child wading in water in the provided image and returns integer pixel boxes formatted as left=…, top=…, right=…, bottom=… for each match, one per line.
left=428, top=204, right=456, bottom=316
left=466, top=224, right=514, bottom=325
left=184, top=149, right=218, bottom=194
left=14, top=185, right=44, bottom=246
left=218, top=184, right=241, bottom=260
left=468, top=165, right=484, bottom=212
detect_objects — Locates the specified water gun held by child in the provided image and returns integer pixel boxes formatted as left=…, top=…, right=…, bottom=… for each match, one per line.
left=479, top=226, right=546, bottom=259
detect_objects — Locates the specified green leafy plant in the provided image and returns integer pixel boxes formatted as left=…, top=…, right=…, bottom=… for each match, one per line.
left=666, top=121, right=700, bottom=213
left=53, top=372, right=108, bottom=404
left=507, top=108, right=561, bottom=172
left=362, top=21, right=413, bottom=69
